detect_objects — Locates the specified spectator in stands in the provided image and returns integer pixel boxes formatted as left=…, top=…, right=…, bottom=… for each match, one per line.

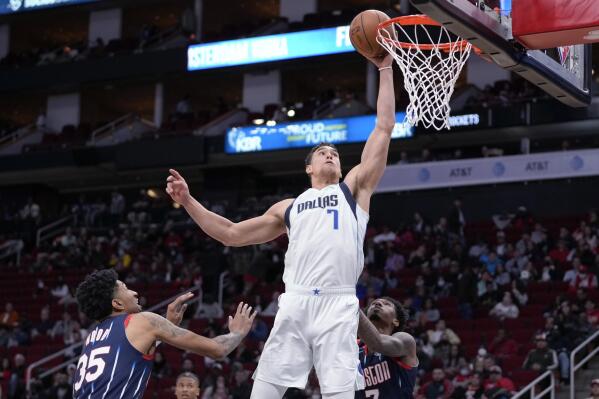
left=230, top=368, right=252, bottom=399
left=0, top=303, right=18, bottom=329
left=493, top=231, right=508, bottom=257
left=50, top=312, right=75, bottom=340
left=175, top=371, right=200, bottom=399
left=563, top=258, right=582, bottom=284
left=58, top=227, right=77, bottom=248
left=549, top=240, right=569, bottom=265
left=110, top=190, right=126, bottom=222
left=202, top=374, right=228, bottom=399
left=510, top=280, right=529, bottom=306
left=488, top=328, right=518, bottom=360
left=419, top=299, right=441, bottom=326
left=51, top=276, right=72, bottom=302
left=45, top=371, right=70, bottom=399
left=480, top=251, right=502, bottom=275
left=477, top=271, right=498, bottom=306
left=587, top=379, right=599, bottom=399
left=181, top=358, right=195, bottom=374
left=418, top=368, right=454, bottom=399
left=531, top=223, right=547, bottom=245
left=230, top=342, right=254, bottom=364
left=586, top=300, right=599, bottom=326
left=35, top=109, right=46, bottom=130
left=20, top=197, right=41, bottom=224
left=448, top=199, right=466, bottom=238
left=493, top=264, right=510, bottom=287
left=568, top=264, right=598, bottom=293
left=152, top=352, right=171, bottom=379
left=456, top=267, right=477, bottom=319
left=261, top=291, right=280, bottom=316
left=451, top=372, right=485, bottom=399
left=483, top=365, right=515, bottom=393
left=427, top=320, right=461, bottom=346
left=523, top=334, right=558, bottom=373
left=373, top=226, right=396, bottom=244
left=31, top=305, right=53, bottom=337
left=247, top=317, right=268, bottom=342
left=8, top=353, right=25, bottom=399
left=489, top=292, right=519, bottom=320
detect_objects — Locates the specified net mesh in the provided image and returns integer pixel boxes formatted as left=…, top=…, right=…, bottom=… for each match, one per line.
left=377, top=17, right=472, bottom=130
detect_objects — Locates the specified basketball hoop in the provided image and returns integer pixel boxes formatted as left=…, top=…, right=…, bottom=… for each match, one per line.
left=377, top=15, right=474, bottom=130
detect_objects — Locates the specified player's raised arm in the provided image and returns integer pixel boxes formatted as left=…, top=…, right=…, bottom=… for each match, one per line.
left=132, top=302, right=256, bottom=359
left=345, top=54, right=395, bottom=203
left=166, top=169, right=292, bottom=247
left=357, top=310, right=415, bottom=358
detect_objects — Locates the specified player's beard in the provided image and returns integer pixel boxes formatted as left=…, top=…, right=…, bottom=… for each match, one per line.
left=369, top=312, right=382, bottom=322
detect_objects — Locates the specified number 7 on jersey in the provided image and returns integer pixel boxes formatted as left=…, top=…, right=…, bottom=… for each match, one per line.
left=327, top=209, right=338, bottom=230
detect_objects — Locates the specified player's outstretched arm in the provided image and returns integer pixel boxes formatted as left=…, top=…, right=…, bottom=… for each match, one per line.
left=166, top=169, right=292, bottom=246
left=345, top=54, right=396, bottom=205
left=357, top=310, right=416, bottom=358
left=131, top=302, right=257, bottom=359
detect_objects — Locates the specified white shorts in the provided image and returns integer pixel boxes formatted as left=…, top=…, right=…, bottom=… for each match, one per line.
left=253, top=285, right=365, bottom=394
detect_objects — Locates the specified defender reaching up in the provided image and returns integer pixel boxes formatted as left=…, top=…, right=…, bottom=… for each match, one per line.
left=72, top=269, right=256, bottom=399
left=166, top=54, right=397, bottom=399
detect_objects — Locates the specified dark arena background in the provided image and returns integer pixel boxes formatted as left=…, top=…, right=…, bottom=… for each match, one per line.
left=1, top=0, right=599, bottom=398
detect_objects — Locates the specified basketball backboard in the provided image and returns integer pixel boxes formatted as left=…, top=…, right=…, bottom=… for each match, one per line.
left=410, top=0, right=593, bottom=107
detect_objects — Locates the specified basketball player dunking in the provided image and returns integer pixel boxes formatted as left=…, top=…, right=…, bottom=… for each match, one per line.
left=356, top=297, right=419, bottom=399
left=72, top=269, right=256, bottom=399
left=166, top=54, right=396, bottom=399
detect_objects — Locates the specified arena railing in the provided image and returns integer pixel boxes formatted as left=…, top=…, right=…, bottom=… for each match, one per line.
left=570, top=329, right=599, bottom=399
left=0, top=123, right=36, bottom=149
left=511, top=370, right=555, bottom=399
left=88, top=113, right=156, bottom=145
left=35, top=215, right=75, bottom=247
left=25, top=283, right=203, bottom=394
left=0, top=239, right=24, bottom=266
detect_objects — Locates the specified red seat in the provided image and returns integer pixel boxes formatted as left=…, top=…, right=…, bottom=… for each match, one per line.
left=510, top=369, right=539, bottom=389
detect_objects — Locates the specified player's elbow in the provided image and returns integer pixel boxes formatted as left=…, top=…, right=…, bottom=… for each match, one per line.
left=376, top=121, right=395, bottom=133
left=221, top=228, right=243, bottom=247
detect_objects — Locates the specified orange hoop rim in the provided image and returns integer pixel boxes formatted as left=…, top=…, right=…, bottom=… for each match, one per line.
left=377, top=14, right=477, bottom=53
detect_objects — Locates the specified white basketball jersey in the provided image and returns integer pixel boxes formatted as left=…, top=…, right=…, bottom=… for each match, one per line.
left=283, top=182, right=369, bottom=287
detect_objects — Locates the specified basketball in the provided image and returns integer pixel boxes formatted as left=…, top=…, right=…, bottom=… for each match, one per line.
left=350, top=10, right=392, bottom=59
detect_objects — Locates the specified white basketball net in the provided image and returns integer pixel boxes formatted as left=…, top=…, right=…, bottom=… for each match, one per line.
left=377, top=17, right=473, bottom=131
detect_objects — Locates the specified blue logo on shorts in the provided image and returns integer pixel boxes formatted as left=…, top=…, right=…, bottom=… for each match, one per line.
left=312, top=288, right=321, bottom=296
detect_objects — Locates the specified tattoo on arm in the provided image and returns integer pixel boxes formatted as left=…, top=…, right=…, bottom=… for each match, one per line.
left=143, top=312, right=189, bottom=339
left=213, top=332, right=244, bottom=358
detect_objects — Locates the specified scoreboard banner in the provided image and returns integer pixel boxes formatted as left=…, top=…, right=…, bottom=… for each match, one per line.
left=188, top=26, right=354, bottom=71
left=225, top=113, right=414, bottom=154
left=0, top=0, right=96, bottom=14
left=376, top=149, right=599, bottom=193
